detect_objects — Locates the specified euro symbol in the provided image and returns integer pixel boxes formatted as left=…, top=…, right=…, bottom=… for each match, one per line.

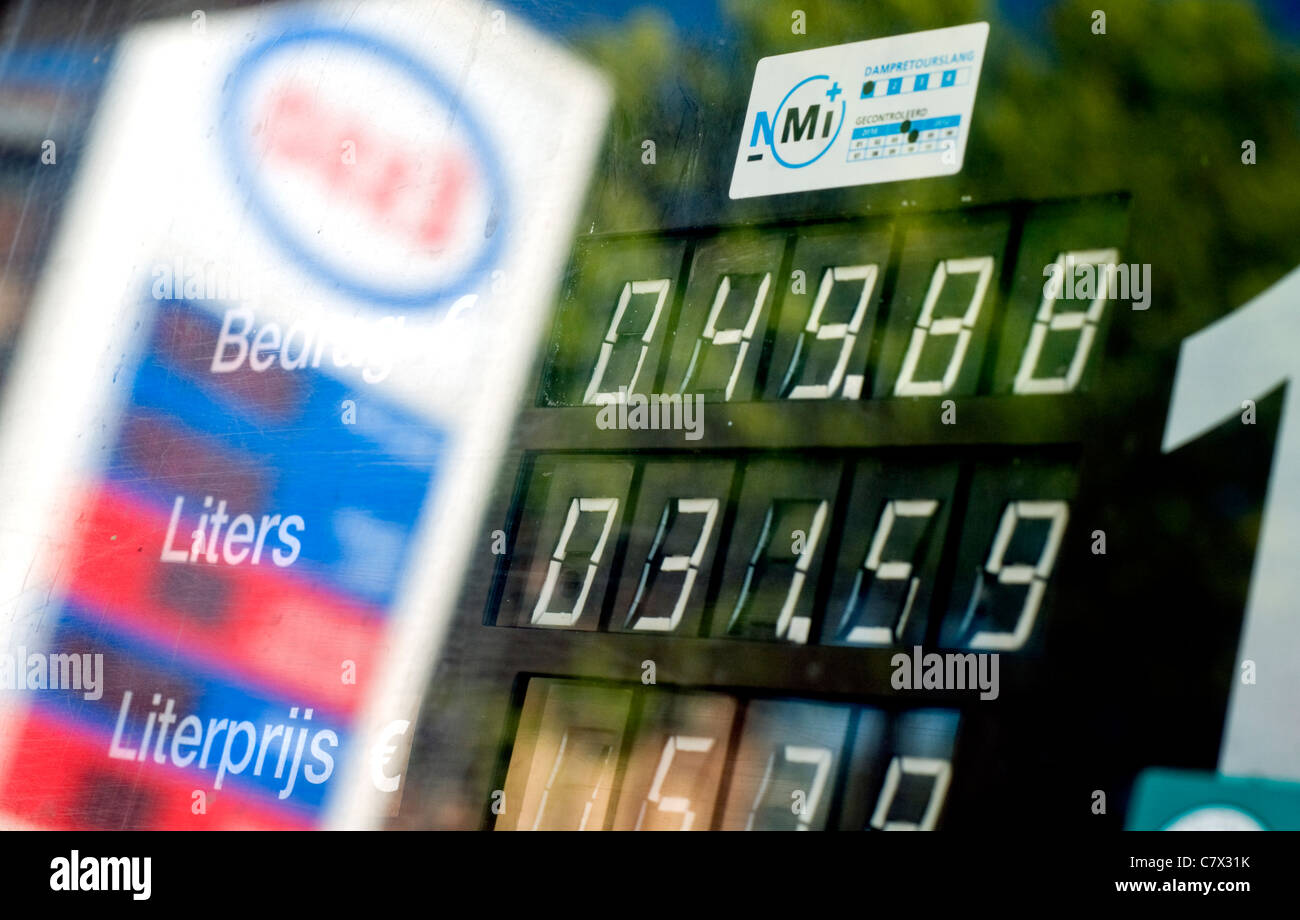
left=371, top=719, right=411, bottom=793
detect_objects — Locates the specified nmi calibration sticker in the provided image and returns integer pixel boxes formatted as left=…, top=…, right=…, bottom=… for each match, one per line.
left=730, top=22, right=989, bottom=198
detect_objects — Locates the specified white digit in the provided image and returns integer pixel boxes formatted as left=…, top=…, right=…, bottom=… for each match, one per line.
left=679, top=272, right=771, bottom=400
left=634, top=735, right=716, bottom=831
left=845, top=499, right=939, bottom=645
left=870, top=756, right=952, bottom=830
left=1014, top=249, right=1118, bottom=394
left=966, top=500, right=1069, bottom=650
left=783, top=264, right=878, bottom=399
left=732, top=500, right=828, bottom=644
left=532, top=497, right=620, bottom=627
left=1163, top=266, right=1300, bottom=779
left=627, top=498, right=719, bottom=632
left=747, top=744, right=833, bottom=831
left=532, top=728, right=618, bottom=831
left=894, top=256, right=994, bottom=396
left=583, top=279, right=672, bottom=404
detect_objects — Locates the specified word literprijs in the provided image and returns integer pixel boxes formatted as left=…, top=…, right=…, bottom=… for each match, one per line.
left=50, top=851, right=150, bottom=901
left=595, top=387, right=704, bottom=441
left=109, top=691, right=337, bottom=799
left=891, top=646, right=999, bottom=700
left=212, top=307, right=403, bottom=384
left=162, top=495, right=304, bottom=567
left=0, top=648, right=103, bottom=700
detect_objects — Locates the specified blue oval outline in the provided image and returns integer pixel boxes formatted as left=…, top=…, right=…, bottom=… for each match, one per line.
left=221, top=25, right=508, bottom=309
left=768, top=74, right=844, bottom=170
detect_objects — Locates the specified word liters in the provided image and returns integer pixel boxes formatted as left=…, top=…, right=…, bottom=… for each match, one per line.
left=595, top=387, right=704, bottom=441
left=161, top=495, right=304, bottom=567
left=50, top=851, right=151, bottom=901
left=0, top=648, right=103, bottom=700
left=891, top=646, right=1000, bottom=700
left=109, top=691, right=337, bottom=799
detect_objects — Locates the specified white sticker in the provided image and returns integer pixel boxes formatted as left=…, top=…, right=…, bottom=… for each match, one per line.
left=729, top=22, right=989, bottom=199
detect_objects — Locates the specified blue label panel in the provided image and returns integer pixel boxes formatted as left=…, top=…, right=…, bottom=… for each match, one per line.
left=106, top=298, right=442, bottom=609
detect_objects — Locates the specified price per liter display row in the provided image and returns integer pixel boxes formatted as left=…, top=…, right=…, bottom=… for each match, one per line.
left=494, top=677, right=959, bottom=831
left=489, top=451, right=1076, bottom=652
left=539, top=195, right=1130, bottom=407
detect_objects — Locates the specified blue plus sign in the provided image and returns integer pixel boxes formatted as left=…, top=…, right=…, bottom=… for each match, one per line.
left=825, top=81, right=842, bottom=102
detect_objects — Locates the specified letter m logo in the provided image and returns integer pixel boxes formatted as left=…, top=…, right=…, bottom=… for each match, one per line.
left=782, top=104, right=820, bottom=143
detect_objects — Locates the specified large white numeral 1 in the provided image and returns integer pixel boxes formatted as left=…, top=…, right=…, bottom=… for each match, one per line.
left=532, top=497, right=620, bottom=627
left=734, top=500, right=829, bottom=644
left=680, top=273, right=771, bottom=400
left=894, top=256, right=994, bottom=396
left=846, top=499, right=939, bottom=645
left=532, top=728, right=618, bottom=830
left=783, top=264, right=878, bottom=400
left=628, top=498, right=720, bottom=632
left=747, top=745, right=834, bottom=831
left=965, top=500, right=1068, bottom=650
left=583, top=279, right=672, bottom=404
left=1163, top=265, right=1300, bottom=781
left=1014, top=249, right=1118, bottom=394
left=634, top=735, right=716, bottom=831
left=870, top=756, right=952, bottom=830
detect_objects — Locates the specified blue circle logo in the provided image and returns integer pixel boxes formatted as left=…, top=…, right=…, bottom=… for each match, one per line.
left=768, top=74, right=845, bottom=170
left=221, top=25, right=508, bottom=309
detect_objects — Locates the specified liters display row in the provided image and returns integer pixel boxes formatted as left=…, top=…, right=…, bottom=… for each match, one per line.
left=488, top=452, right=1078, bottom=651
left=496, top=677, right=960, bottom=831
left=539, top=197, right=1129, bottom=407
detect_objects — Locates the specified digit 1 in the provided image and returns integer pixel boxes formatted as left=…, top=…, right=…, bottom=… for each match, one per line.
left=1163, top=266, right=1300, bottom=780
left=532, top=727, right=620, bottom=830
left=729, top=499, right=829, bottom=644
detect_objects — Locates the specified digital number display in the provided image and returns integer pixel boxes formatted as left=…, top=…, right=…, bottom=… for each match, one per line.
left=491, top=452, right=1075, bottom=652
left=409, top=193, right=1129, bottom=831
left=496, top=677, right=958, bottom=832
left=541, top=197, right=1127, bottom=405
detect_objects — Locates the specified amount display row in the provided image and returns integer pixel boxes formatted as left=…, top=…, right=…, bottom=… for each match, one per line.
left=489, top=452, right=1078, bottom=652
left=496, top=677, right=960, bottom=831
left=539, top=198, right=1129, bottom=408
